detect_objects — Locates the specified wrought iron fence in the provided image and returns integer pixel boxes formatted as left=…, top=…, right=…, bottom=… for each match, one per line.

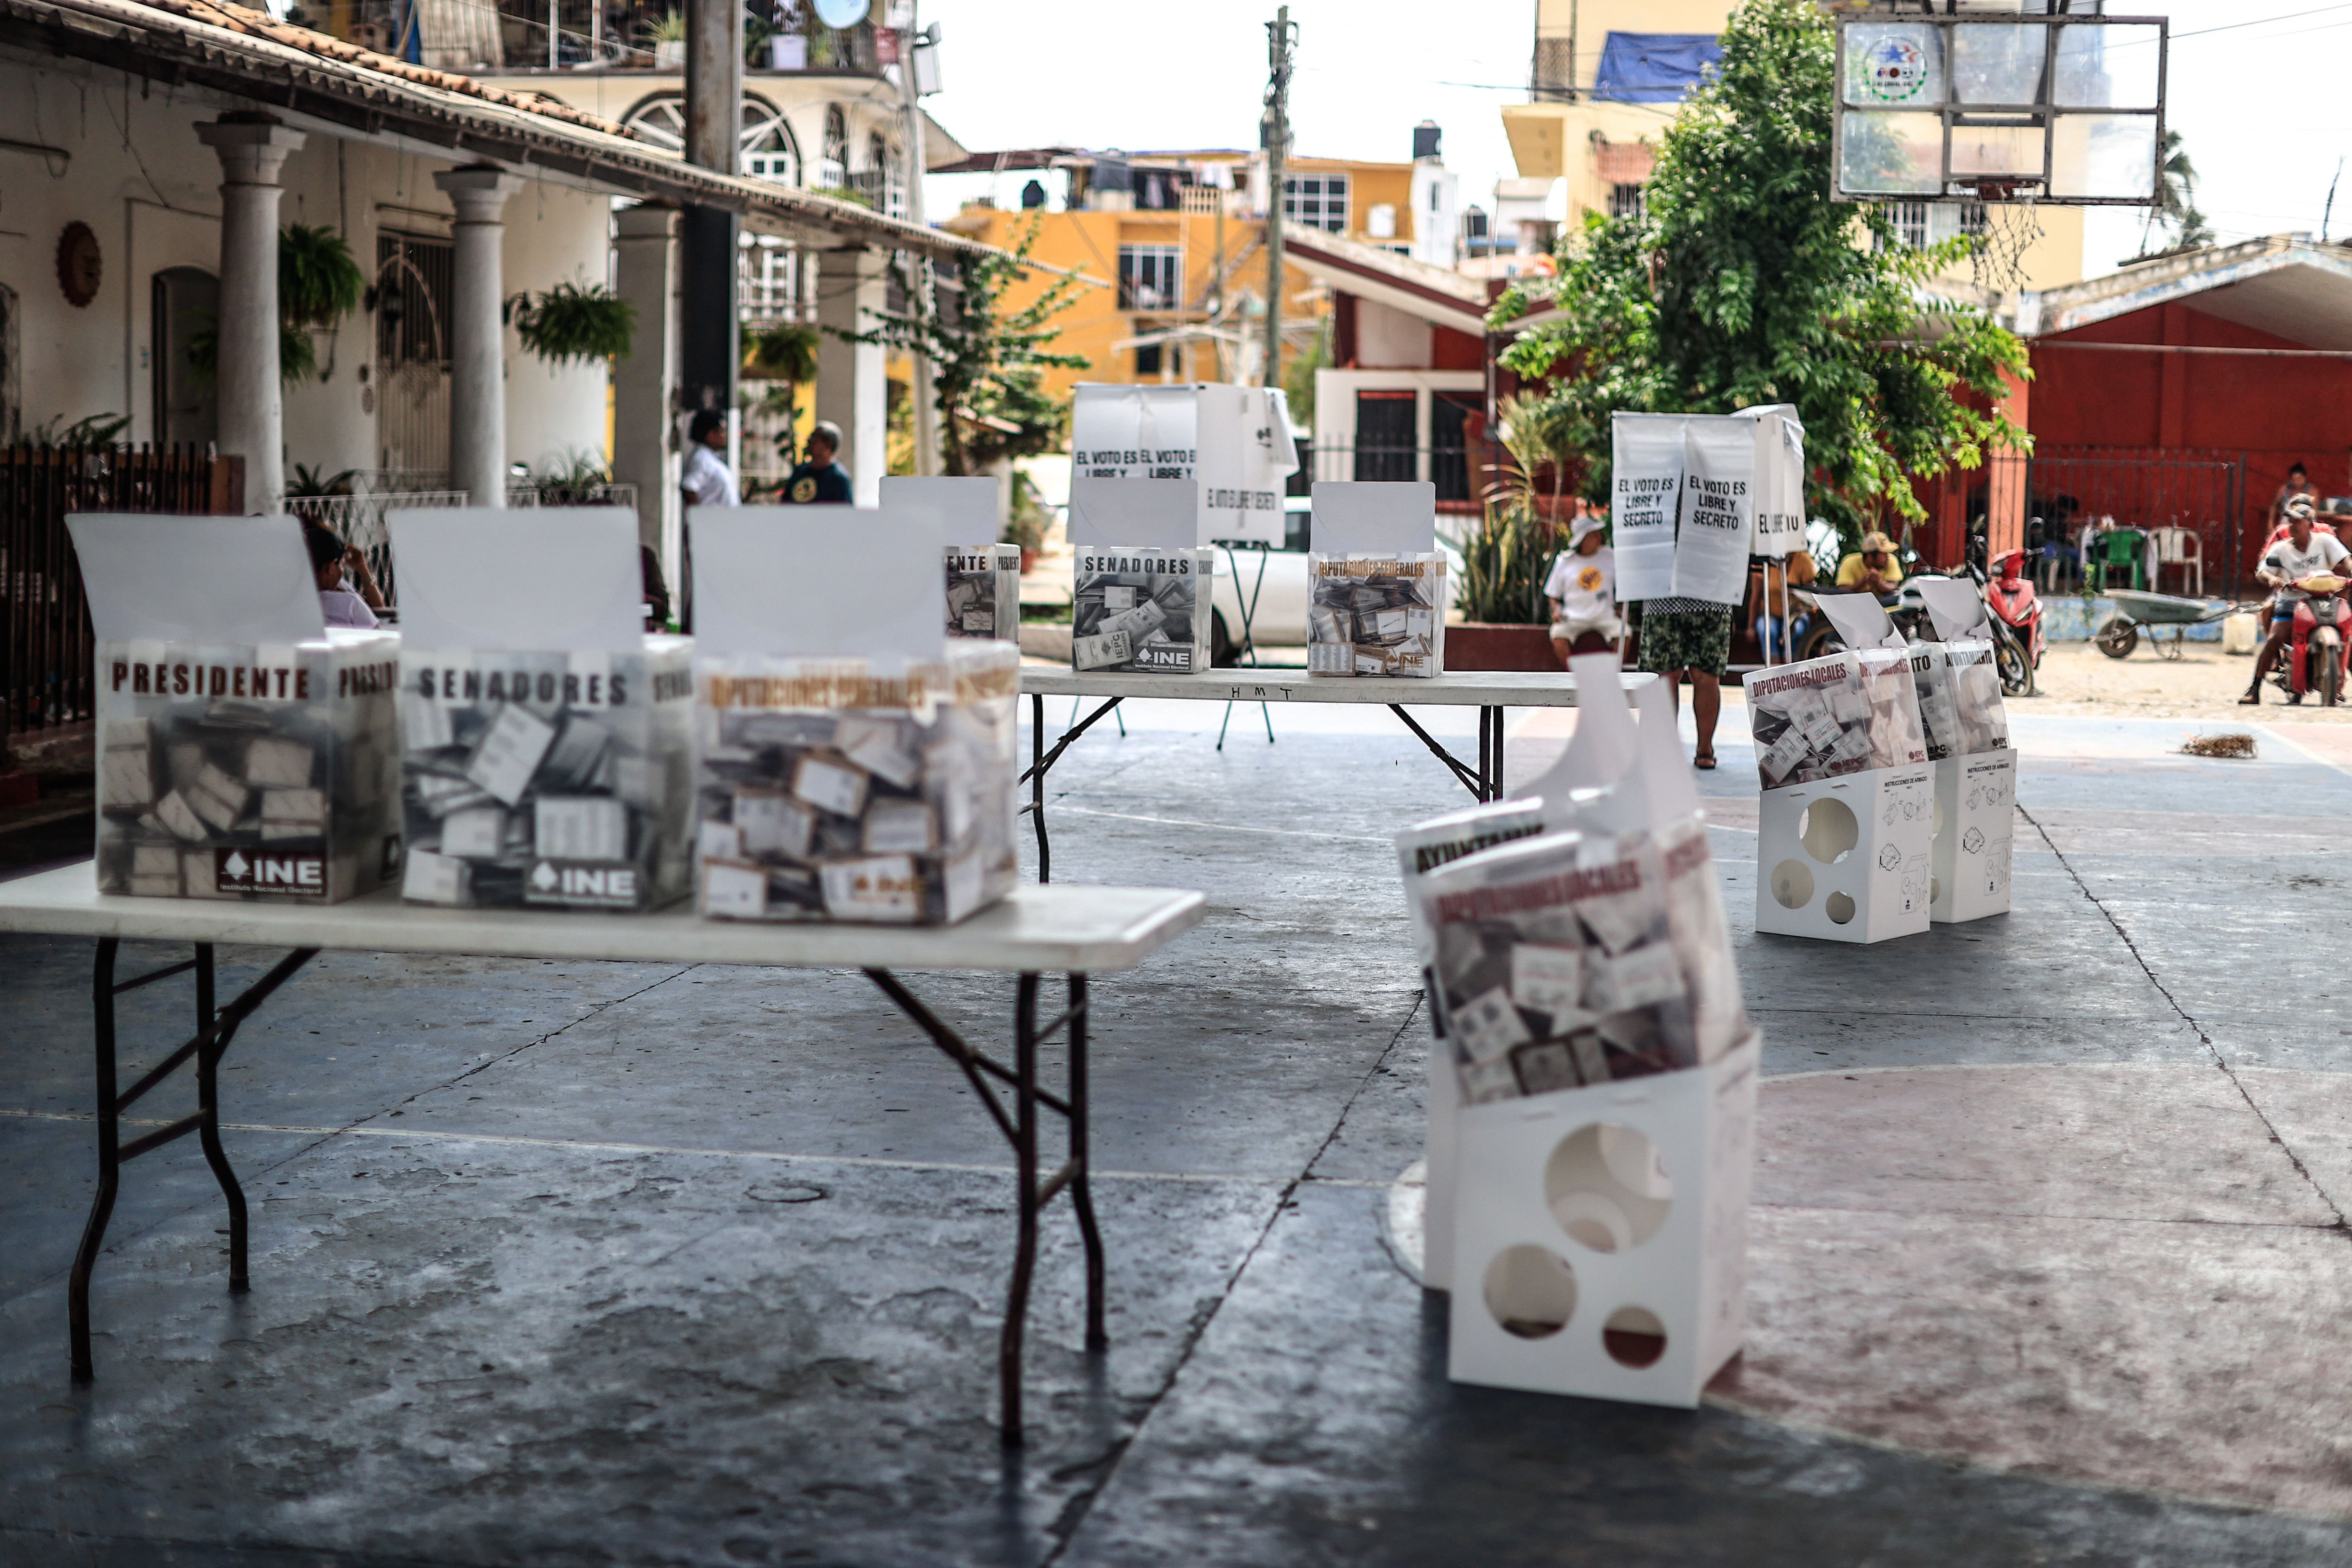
left=0, top=444, right=239, bottom=739
left=288, top=482, right=642, bottom=612
left=2024, top=451, right=2248, bottom=598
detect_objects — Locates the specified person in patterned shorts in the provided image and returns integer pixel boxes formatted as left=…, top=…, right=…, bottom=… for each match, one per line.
left=1636, top=595, right=1733, bottom=770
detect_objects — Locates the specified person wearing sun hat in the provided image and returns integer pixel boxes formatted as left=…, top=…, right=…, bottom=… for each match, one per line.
left=1836, top=529, right=1904, bottom=599
left=1545, top=510, right=1620, bottom=661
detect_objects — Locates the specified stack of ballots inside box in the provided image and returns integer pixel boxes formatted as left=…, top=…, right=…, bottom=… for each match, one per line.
left=1067, top=477, right=1212, bottom=674
left=880, top=476, right=1022, bottom=643
left=390, top=508, right=693, bottom=912
left=688, top=501, right=1019, bottom=925
left=1742, top=646, right=1925, bottom=790
left=1304, top=479, right=1447, bottom=677
left=73, top=514, right=402, bottom=904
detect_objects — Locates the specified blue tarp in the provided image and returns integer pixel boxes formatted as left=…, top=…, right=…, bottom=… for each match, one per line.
left=1591, top=32, right=1722, bottom=103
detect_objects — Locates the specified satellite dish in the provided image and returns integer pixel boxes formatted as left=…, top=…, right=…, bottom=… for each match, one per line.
left=813, top=0, right=866, bottom=28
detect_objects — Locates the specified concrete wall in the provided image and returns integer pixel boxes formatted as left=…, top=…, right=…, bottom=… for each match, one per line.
left=0, top=56, right=607, bottom=488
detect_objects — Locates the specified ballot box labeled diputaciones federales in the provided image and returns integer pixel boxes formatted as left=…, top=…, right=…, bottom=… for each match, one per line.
left=390, top=508, right=694, bottom=912
left=72, top=513, right=403, bottom=903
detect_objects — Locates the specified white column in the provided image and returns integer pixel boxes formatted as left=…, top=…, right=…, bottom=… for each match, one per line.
left=196, top=117, right=306, bottom=515
left=434, top=165, right=522, bottom=506
left=816, top=245, right=889, bottom=507
left=612, top=205, right=681, bottom=580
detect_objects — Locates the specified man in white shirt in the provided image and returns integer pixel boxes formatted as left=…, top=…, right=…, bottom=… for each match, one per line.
left=1545, top=513, right=1619, bottom=661
left=2245, top=500, right=2352, bottom=704
left=681, top=408, right=739, bottom=511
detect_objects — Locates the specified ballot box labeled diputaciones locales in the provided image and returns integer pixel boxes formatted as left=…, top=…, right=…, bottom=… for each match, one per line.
left=74, top=513, right=403, bottom=904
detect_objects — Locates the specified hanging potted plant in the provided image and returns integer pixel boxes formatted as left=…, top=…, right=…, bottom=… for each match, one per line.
left=509, top=281, right=636, bottom=366
left=186, top=223, right=364, bottom=389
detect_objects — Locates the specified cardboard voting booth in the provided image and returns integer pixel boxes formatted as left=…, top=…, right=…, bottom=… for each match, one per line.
left=688, top=502, right=1019, bottom=925
left=1398, top=658, right=1761, bottom=1406
left=1066, top=477, right=1214, bottom=674
left=1611, top=408, right=1810, bottom=605
left=1746, top=596, right=1933, bottom=944
left=879, top=475, right=1022, bottom=644
left=1915, top=577, right=2017, bottom=923
left=389, top=507, right=693, bottom=912
left=1305, top=482, right=1446, bottom=678
left=73, top=513, right=402, bottom=904
left=1070, top=382, right=1299, bottom=546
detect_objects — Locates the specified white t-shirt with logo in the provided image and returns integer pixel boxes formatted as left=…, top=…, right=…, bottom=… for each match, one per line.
left=2265, top=532, right=2351, bottom=602
left=1545, top=546, right=1616, bottom=625
left=683, top=443, right=739, bottom=508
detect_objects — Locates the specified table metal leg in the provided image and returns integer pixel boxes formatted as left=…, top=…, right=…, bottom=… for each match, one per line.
left=863, top=966, right=1102, bottom=1446
left=70, top=940, right=317, bottom=1383
left=1065, top=973, right=1106, bottom=1351
left=1019, top=695, right=1124, bottom=886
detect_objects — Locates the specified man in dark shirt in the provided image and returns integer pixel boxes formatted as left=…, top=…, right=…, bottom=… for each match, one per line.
left=784, top=420, right=853, bottom=505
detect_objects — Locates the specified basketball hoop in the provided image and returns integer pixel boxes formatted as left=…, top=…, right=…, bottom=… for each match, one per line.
left=1831, top=8, right=2168, bottom=209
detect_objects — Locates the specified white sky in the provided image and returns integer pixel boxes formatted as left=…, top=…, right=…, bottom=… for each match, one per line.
left=918, top=1, right=2352, bottom=285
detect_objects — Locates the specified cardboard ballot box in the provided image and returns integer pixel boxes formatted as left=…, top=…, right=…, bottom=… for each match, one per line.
left=389, top=508, right=693, bottom=912
left=1745, top=628, right=1932, bottom=945
left=1407, top=668, right=1759, bottom=1403
left=1068, top=478, right=1213, bottom=674
left=879, top=476, right=1022, bottom=643
left=1070, top=382, right=1298, bottom=546
left=1306, top=480, right=1445, bottom=677
left=688, top=502, right=1019, bottom=925
left=72, top=513, right=403, bottom=904
left=1912, top=580, right=2017, bottom=924
left=1449, top=1035, right=1759, bottom=1408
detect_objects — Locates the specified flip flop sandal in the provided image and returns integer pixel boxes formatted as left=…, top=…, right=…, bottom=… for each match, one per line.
left=1693, top=752, right=1718, bottom=770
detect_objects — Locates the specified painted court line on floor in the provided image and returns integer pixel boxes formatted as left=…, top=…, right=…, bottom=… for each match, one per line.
left=0, top=1106, right=1359, bottom=1189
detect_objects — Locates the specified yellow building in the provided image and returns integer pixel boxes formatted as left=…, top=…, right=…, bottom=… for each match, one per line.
left=941, top=138, right=1464, bottom=404
left=1496, top=0, right=2086, bottom=293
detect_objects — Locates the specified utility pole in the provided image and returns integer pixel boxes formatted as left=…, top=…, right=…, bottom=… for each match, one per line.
left=899, top=4, right=941, bottom=474
left=682, top=0, right=743, bottom=475
left=1261, top=6, right=1294, bottom=392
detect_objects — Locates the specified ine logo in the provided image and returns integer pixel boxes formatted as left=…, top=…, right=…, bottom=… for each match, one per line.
left=526, top=860, right=639, bottom=909
left=216, top=848, right=326, bottom=898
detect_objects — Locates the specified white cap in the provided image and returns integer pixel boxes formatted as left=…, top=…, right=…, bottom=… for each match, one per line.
left=1571, top=513, right=1608, bottom=542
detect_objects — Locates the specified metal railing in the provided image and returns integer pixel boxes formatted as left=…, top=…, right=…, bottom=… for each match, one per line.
left=2024, top=451, right=2249, bottom=598
left=0, top=444, right=240, bottom=739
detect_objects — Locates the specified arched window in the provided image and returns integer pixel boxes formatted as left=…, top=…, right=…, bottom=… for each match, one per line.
left=817, top=105, right=848, bottom=191
left=865, top=130, right=906, bottom=217
left=620, top=92, right=799, bottom=186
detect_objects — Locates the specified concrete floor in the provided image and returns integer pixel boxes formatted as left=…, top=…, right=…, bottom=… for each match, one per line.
left=2, top=697, right=2348, bottom=1566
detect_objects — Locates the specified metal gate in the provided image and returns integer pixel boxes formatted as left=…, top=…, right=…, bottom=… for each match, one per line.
left=2023, top=450, right=2248, bottom=597
left=374, top=233, right=453, bottom=487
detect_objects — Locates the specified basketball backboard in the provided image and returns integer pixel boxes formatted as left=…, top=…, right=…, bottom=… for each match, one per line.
left=1829, top=4, right=2166, bottom=206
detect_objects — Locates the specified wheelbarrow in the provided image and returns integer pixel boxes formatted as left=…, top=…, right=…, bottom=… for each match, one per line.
left=2094, top=589, right=2246, bottom=660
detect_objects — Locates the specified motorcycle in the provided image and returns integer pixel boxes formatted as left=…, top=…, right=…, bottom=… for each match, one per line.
left=1792, top=532, right=2043, bottom=697
left=2268, top=573, right=2352, bottom=706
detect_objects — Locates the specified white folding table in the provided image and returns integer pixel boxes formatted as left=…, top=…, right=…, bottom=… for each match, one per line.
left=1017, top=667, right=1652, bottom=881
left=0, top=866, right=1205, bottom=1446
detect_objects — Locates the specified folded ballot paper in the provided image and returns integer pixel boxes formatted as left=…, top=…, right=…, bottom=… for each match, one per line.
left=688, top=502, right=1018, bottom=925
left=389, top=508, right=692, bottom=911
left=72, top=513, right=402, bottom=903
left=880, top=476, right=1022, bottom=643
left=1067, top=477, right=1212, bottom=673
left=1305, top=481, right=1446, bottom=678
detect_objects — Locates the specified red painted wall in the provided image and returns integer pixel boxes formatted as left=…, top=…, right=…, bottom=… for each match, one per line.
left=2031, top=303, right=2352, bottom=583
left=1432, top=325, right=1486, bottom=371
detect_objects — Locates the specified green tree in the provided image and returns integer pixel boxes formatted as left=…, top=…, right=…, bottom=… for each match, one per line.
left=2139, top=129, right=2214, bottom=256
left=1489, top=0, right=2029, bottom=541
left=859, top=221, right=1089, bottom=476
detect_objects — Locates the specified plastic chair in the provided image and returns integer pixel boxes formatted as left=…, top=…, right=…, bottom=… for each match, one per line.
left=2092, top=528, right=2146, bottom=593
left=2149, top=525, right=2203, bottom=596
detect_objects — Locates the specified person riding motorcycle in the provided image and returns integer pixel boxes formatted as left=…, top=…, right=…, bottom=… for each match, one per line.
left=2243, top=499, right=2351, bottom=705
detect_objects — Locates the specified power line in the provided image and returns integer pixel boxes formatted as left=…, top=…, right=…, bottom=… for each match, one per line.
left=2173, top=3, right=2352, bottom=40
